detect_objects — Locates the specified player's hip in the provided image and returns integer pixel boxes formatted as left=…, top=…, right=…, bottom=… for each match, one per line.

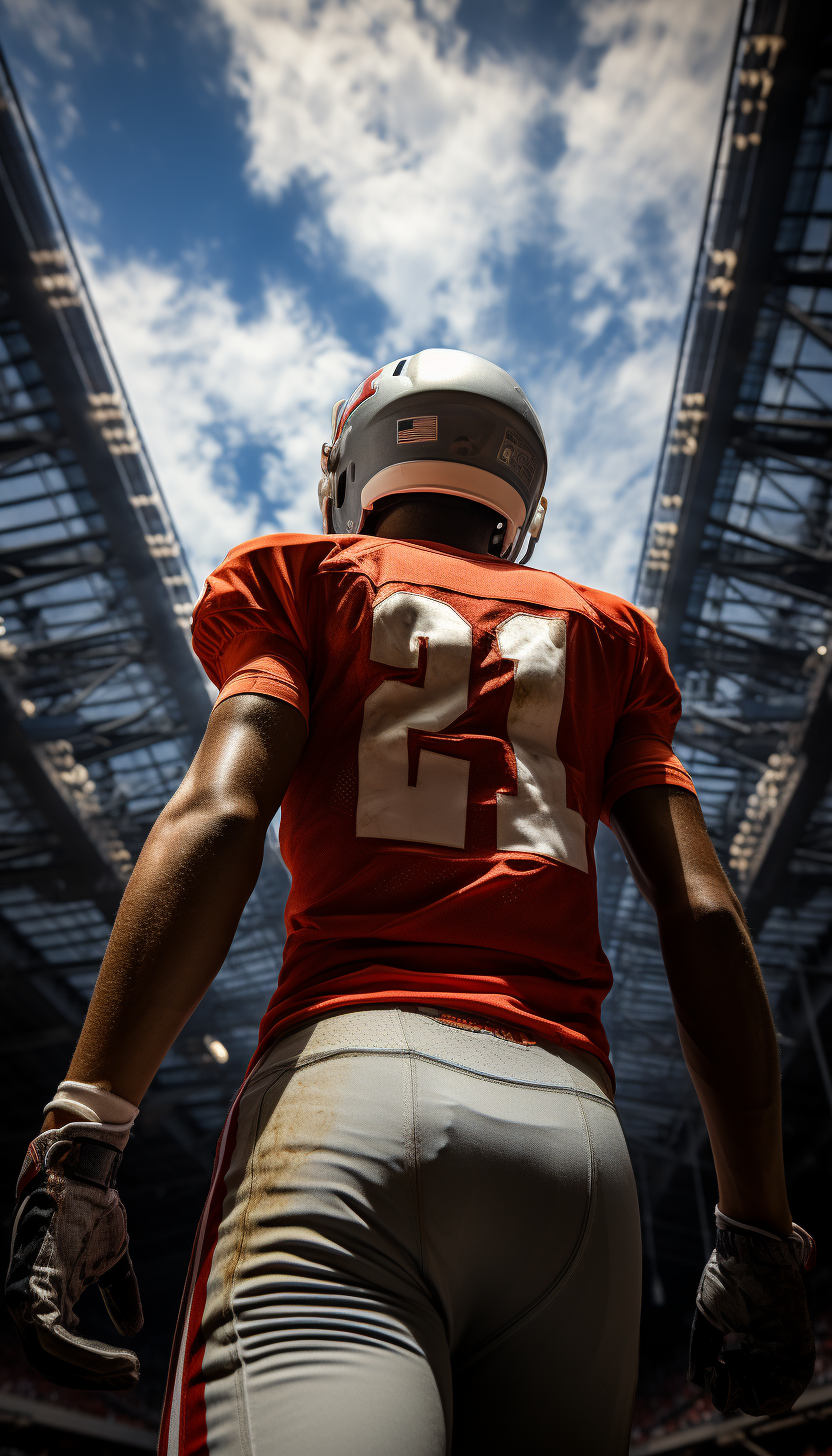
left=160, top=1007, right=638, bottom=1455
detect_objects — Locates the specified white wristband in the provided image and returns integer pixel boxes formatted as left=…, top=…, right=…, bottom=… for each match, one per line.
left=43, top=1080, right=139, bottom=1129
left=715, top=1205, right=784, bottom=1242
left=715, top=1205, right=816, bottom=1269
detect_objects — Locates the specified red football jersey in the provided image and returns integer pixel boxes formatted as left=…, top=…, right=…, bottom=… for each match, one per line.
left=192, top=534, right=695, bottom=1083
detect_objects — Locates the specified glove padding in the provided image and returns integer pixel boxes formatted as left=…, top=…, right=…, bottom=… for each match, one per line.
left=689, top=1216, right=815, bottom=1417
left=6, top=1122, right=143, bottom=1390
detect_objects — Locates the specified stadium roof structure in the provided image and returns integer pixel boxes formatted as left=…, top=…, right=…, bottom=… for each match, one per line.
left=0, top=48, right=289, bottom=1397
left=599, top=0, right=832, bottom=1328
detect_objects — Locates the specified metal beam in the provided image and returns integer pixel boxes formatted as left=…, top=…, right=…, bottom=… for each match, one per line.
left=673, top=729, right=768, bottom=774
left=680, top=621, right=805, bottom=663
left=0, top=560, right=111, bottom=599
left=709, top=562, right=832, bottom=611
left=0, top=529, right=110, bottom=566
left=735, top=437, right=832, bottom=483
left=777, top=269, right=832, bottom=288
left=648, top=2, right=831, bottom=659
left=0, top=678, right=127, bottom=916
left=79, top=725, right=188, bottom=765
left=734, top=411, right=832, bottom=431
left=744, top=653, right=832, bottom=933
left=0, top=76, right=209, bottom=748
left=710, top=517, right=832, bottom=562
left=783, top=297, right=832, bottom=351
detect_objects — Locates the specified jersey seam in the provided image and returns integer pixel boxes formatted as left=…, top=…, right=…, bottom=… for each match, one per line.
left=317, top=542, right=645, bottom=648
left=324, top=566, right=603, bottom=622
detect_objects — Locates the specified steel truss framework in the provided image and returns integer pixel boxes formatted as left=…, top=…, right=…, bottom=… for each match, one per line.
left=0, top=50, right=289, bottom=1386
left=601, top=0, right=832, bottom=1308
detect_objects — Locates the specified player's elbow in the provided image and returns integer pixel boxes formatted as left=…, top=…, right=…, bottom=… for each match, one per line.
left=655, top=872, right=744, bottom=933
left=160, top=781, right=265, bottom=843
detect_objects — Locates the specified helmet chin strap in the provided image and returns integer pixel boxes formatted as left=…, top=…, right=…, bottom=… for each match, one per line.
left=317, top=466, right=334, bottom=533
left=515, top=496, right=548, bottom=566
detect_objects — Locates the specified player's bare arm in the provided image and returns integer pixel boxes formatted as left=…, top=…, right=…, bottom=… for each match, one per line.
left=45, top=694, right=307, bottom=1121
left=612, top=782, right=814, bottom=1415
left=5, top=695, right=305, bottom=1391
left=610, top=783, right=789, bottom=1236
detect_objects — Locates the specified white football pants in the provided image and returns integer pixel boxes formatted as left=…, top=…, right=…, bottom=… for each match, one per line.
left=160, top=1007, right=641, bottom=1455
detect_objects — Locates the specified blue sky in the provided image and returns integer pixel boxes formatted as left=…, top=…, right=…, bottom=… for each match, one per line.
left=1, top=0, right=737, bottom=594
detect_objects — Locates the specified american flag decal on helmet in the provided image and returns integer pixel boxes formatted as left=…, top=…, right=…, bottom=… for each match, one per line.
left=397, top=416, right=438, bottom=444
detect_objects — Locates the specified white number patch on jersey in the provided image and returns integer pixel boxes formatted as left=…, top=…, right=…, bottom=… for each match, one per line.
left=356, top=593, right=472, bottom=848
left=495, top=615, right=587, bottom=870
left=356, top=590, right=587, bottom=869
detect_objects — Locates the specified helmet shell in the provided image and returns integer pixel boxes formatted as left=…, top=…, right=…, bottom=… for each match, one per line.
left=320, top=349, right=547, bottom=560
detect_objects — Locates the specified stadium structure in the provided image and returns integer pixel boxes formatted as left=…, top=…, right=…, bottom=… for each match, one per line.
left=0, top=43, right=288, bottom=1443
left=0, top=0, right=830, bottom=1449
left=609, top=0, right=832, bottom=1449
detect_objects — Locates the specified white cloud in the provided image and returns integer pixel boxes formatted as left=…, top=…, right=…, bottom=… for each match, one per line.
left=549, top=0, right=731, bottom=326
left=51, top=80, right=81, bottom=146
left=190, top=0, right=736, bottom=593
left=82, top=251, right=366, bottom=587
left=68, top=0, right=738, bottom=599
left=82, top=242, right=675, bottom=598
left=207, top=0, right=555, bottom=354
left=529, top=0, right=735, bottom=587
left=533, top=333, right=678, bottom=587
left=0, top=0, right=94, bottom=69
left=207, top=0, right=733, bottom=347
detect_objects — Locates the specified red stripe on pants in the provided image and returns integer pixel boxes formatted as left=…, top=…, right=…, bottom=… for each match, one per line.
left=158, top=1092, right=244, bottom=1455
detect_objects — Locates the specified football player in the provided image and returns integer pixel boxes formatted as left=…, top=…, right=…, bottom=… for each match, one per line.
left=8, top=351, right=814, bottom=1455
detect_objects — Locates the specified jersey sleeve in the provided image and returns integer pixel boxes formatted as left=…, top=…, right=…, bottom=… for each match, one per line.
left=191, top=535, right=327, bottom=724
left=600, top=610, right=696, bottom=824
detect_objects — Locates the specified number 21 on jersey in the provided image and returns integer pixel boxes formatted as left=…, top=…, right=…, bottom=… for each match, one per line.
left=356, top=591, right=587, bottom=871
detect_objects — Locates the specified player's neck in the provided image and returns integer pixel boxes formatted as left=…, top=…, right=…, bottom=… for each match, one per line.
left=366, top=494, right=501, bottom=556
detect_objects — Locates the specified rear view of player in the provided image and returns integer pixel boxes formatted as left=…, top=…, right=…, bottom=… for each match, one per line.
left=8, top=351, right=815, bottom=1454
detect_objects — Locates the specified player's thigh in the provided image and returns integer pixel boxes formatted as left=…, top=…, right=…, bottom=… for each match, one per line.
left=200, top=1336, right=447, bottom=1456
left=452, top=1094, right=641, bottom=1456
left=168, top=1034, right=451, bottom=1456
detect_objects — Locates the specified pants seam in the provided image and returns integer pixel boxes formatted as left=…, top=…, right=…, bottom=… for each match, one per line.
left=227, top=1077, right=283, bottom=1306
left=245, top=1045, right=616, bottom=1109
left=455, top=1088, right=599, bottom=1371
left=227, top=1073, right=291, bottom=1456
left=233, top=1365, right=253, bottom=1456
left=394, top=1010, right=427, bottom=1279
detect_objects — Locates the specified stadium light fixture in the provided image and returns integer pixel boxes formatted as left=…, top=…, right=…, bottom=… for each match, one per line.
left=204, top=1035, right=229, bottom=1064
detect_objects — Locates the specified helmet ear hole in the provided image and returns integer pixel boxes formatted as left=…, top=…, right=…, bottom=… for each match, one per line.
left=488, top=518, right=507, bottom=557
left=336, top=469, right=347, bottom=508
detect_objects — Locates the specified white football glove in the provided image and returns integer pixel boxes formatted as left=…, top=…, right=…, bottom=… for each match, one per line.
left=689, top=1207, right=815, bottom=1417
left=6, top=1122, right=143, bottom=1390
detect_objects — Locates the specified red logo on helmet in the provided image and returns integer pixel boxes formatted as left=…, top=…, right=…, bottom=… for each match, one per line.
left=334, top=367, right=383, bottom=442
